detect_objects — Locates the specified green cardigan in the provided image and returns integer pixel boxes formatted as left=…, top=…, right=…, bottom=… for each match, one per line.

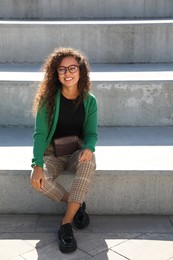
left=31, top=90, right=98, bottom=168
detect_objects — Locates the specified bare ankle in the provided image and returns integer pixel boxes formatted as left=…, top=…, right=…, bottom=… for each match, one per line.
left=61, top=218, right=72, bottom=225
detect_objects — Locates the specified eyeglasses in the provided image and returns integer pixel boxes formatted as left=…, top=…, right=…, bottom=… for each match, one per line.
left=57, top=64, right=79, bottom=75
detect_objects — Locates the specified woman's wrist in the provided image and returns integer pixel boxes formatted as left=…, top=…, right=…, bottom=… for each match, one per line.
left=33, top=165, right=43, bottom=170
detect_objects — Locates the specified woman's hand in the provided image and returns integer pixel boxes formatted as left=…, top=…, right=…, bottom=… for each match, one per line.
left=30, top=166, right=45, bottom=191
left=80, top=149, right=93, bottom=162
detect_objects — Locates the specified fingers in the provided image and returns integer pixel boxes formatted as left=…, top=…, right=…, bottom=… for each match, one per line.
left=32, top=178, right=42, bottom=191
left=30, top=170, right=45, bottom=191
left=80, top=149, right=93, bottom=162
left=40, top=177, right=44, bottom=190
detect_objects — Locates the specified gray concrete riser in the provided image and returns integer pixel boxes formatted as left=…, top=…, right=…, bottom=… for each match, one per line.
left=1, top=170, right=173, bottom=214
left=0, top=22, right=173, bottom=63
left=1, top=81, right=173, bottom=127
left=1, top=0, right=173, bottom=19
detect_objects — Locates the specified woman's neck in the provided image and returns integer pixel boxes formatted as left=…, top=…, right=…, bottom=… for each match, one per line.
left=61, top=87, right=79, bottom=100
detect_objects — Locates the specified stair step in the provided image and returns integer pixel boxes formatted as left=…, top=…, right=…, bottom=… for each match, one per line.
left=1, top=0, right=173, bottom=19
left=1, top=126, right=173, bottom=214
left=1, top=126, right=173, bottom=171
left=1, top=63, right=173, bottom=81
left=0, top=20, right=173, bottom=63
left=0, top=63, right=173, bottom=127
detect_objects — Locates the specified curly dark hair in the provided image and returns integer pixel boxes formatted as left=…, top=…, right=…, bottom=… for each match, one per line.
left=33, top=47, right=91, bottom=127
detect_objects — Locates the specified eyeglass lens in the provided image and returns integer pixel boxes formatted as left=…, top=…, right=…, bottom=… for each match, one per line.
left=58, top=65, right=79, bottom=75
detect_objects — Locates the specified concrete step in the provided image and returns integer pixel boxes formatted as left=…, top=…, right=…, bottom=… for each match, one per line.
left=1, top=0, right=173, bottom=20
left=0, top=20, right=173, bottom=63
left=0, top=63, right=173, bottom=127
left=1, top=126, right=173, bottom=214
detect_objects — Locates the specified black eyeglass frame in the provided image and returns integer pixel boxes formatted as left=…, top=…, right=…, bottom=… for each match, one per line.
left=57, top=64, right=79, bottom=75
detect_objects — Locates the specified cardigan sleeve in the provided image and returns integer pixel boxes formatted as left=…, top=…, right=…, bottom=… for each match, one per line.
left=82, top=94, right=98, bottom=152
left=31, top=105, right=49, bottom=168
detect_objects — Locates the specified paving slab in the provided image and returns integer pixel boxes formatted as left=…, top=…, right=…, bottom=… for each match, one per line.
left=168, top=216, right=173, bottom=225
left=21, top=241, right=90, bottom=260
left=0, top=232, right=34, bottom=260
left=0, top=214, right=38, bottom=233
left=10, top=256, right=25, bottom=260
left=82, top=215, right=173, bottom=233
left=12, top=232, right=57, bottom=248
left=90, top=250, right=128, bottom=260
left=112, top=233, right=173, bottom=260
left=0, top=214, right=172, bottom=259
left=75, top=232, right=141, bottom=256
left=35, top=215, right=62, bottom=233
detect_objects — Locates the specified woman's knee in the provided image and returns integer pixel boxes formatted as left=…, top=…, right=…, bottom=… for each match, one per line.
left=79, top=155, right=96, bottom=171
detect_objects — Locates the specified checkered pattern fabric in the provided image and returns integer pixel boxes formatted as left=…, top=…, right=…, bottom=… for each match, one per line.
left=37, top=144, right=96, bottom=204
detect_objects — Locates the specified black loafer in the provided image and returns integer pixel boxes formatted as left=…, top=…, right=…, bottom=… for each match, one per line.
left=73, top=202, right=90, bottom=229
left=58, top=223, right=77, bottom=253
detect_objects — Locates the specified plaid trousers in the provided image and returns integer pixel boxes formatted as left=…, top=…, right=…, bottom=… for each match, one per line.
left=38, top=144, right=96, bottom=204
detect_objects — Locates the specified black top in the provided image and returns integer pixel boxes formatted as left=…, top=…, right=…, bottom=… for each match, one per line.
left=53, top=93, right=85, bottom=139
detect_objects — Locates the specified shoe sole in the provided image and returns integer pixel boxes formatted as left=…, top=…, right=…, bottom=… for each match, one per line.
left=58, top=230, right=77, bottom=253
left=59, top=244, right=77, bottom=253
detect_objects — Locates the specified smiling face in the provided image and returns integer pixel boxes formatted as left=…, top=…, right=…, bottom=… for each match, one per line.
left=57, top=56, right=80, bottom=91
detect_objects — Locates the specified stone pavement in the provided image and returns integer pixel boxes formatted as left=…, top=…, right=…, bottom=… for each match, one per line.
left=1, top=214, right=173, bottom=260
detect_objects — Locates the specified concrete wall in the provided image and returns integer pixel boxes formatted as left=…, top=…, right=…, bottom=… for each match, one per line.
left=0, top=81, right=36, bottom=127
left=0, top=0, right=173, bottom=19
left=1, top=170, right=173, bottom=214
left=0, top=21, right=173, bottom=63
left=94, top=81, right=173, bottom=126
left=1, top=81, right=173, bottom=127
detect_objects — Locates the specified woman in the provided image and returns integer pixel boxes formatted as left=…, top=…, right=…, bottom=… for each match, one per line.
left=30, top=47, right=98, bottom=253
